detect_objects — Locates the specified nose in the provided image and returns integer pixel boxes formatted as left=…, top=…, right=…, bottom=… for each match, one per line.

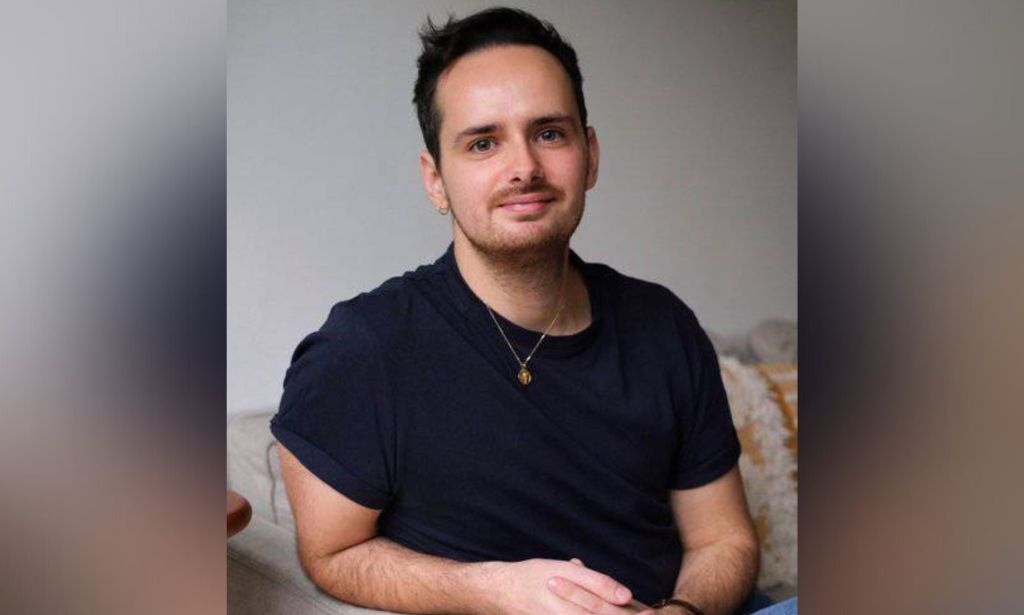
left=506, top=138, right=544, bottom=184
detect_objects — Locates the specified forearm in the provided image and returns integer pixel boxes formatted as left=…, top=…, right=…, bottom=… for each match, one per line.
left=306, top=535, right=495, bottom=615
left=670, top=539, right=758, bottom=615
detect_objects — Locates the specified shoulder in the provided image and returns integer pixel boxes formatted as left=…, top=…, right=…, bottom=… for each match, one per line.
left=586, top=258, right=700, bottom=327
left=284, top=263, right=437, bottom=387
left=317, top=259, right=444, bottom=351
left=584, top=258, right=715, bottom=373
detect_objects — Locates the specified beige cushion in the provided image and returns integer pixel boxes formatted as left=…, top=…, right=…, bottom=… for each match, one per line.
left=269, top=439, right=297, bottom=531
left=227, top=413, right=279, bottom=524
left=226, top=411, right=301, bottom=531
left=755, top=362, right=798, bottom=467
left=749, top=320, right=798, bottom=364
left=720, top=357, right=798, bottom=590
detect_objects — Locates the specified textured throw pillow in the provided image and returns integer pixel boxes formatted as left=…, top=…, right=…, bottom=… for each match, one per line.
left=749, top=320, right=798, bottom=364
left=755, top=363, right=798, bottom=467
left=719, top=357, right=798, bottom=589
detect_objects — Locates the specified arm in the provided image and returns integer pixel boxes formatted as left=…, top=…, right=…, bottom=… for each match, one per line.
left=278, top=444, right=637, bottom=615
left=663, top=465, right=760, bottom=615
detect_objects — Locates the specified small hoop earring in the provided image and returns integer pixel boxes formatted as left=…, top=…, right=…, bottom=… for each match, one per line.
left=437, top=204, right=450, bottom=215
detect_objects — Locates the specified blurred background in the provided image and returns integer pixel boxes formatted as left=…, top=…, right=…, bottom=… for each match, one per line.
left=227, top=0, right=797, bottom=415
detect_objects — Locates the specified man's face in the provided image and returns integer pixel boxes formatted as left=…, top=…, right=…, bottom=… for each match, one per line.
left=421, top=45, right=599, bottom=260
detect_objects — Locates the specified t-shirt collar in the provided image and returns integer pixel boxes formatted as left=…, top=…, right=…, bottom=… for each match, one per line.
left=436, top=242, right=602, bottom=358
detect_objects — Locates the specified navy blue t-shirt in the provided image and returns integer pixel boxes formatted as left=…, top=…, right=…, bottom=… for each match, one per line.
left=270, top=244, right=740, bottom=605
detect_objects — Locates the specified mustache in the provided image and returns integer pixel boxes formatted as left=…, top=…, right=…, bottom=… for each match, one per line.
left=490, top=181, right=564, bottom=206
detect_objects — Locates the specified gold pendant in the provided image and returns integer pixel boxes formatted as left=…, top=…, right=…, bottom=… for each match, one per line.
left=517, top=366, right=532, bottom=386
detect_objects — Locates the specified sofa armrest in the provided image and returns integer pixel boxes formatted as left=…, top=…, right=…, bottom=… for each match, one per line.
left=228, top=514, right=399, bottom=615
left=227, top=412, right=279, bottom=524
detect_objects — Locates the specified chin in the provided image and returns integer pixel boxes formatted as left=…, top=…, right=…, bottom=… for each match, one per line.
left=456, top=205, right=584, bottom=260
left=470, top=228, right=573, bottom=261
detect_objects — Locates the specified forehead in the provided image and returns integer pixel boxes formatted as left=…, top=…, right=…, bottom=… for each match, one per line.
left=434, top=45, right=578, bottom=135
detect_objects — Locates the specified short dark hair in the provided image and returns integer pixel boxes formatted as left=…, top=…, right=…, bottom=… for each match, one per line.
left=413, top=7, right=589, bottom=166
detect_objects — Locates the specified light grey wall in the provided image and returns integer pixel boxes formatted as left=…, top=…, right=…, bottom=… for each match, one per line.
left=228, top=0, right=796, bottom=414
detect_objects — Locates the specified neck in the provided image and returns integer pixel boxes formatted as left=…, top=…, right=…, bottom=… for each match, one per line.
left=452, top=236, right=591, bottom=335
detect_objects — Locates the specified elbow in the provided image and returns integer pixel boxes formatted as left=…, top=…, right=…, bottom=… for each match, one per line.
left=746, top=538, right=761, bottom=580
left=740, top=530, right=760, bottom=559
left=298, top=546, right=354, bottom=600
left=733, top=518, right=761, bottom=567
left=715, top=532, right=761, bottom=582
left=732, top=530, right=760, bottom=567
left=732, top=535, right=761, bottom=587
left=298, top=549, right=328, bottom=587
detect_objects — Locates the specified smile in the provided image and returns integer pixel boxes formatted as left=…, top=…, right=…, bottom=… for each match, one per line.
left=499, top=194, right=555, bottom=215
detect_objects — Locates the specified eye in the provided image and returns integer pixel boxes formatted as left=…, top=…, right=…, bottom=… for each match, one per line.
left=469, top=138, right=496, bottom=153
left=538, top=128, right=564, bottom=143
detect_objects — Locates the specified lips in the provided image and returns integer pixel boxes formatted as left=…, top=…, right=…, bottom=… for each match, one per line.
left=499, top=193, right=555, bottom=215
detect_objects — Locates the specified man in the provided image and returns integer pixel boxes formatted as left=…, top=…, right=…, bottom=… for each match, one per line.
left=271, top=8, right=795, bottom=615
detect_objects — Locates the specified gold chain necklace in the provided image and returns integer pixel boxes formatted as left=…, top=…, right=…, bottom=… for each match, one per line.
left=485, top=273, right=569, bottom=387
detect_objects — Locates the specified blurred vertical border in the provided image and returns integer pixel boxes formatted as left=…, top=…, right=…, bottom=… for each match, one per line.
left=801, top=0, right=1023, bottom=613
left=1, top=1, right=225, bottom=613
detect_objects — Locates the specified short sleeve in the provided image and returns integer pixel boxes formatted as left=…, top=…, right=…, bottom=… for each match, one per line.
left=270, top=306, right=396, bottom=509
left=671, top=307, right=741, bottom=489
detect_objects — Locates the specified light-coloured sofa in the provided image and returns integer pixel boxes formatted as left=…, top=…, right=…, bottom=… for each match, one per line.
left=227, top=321, right=797, bottom=614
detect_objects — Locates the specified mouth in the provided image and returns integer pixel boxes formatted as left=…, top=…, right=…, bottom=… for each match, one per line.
left=498, top=193, right=556, bottom=215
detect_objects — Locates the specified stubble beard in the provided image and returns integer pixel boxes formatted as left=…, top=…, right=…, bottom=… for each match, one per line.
left=451, top=196, right=585, bottom=270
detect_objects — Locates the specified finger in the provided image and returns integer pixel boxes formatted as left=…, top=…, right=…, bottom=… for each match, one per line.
left=548, top=576, right=605, bottom=613
left=544, top=587, right=592, bottom=615
left=561, top=566, right=633, bottom=605
left=548, top=576, right=635, bottom=615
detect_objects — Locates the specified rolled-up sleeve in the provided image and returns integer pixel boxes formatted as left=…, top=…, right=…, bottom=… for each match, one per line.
left=270, top=306, right=396, bottom=509
left=671, top=307, right=741, bottom=489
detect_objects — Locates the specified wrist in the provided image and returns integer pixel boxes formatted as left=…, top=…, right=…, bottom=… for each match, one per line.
left=457, top=561, right=505, bottom=615
left=651, top=598, right=705, bottom=615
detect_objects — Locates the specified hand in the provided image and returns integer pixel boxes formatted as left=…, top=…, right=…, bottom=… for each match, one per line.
left=482, top=557, right=635, bottom=615
left=544, top=557, right=646, bottom=615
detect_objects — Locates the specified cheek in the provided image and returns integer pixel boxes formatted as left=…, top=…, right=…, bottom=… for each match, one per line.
left=543, top=150, right=588, bottom=189
left=446, top=163, right=501, bottom=208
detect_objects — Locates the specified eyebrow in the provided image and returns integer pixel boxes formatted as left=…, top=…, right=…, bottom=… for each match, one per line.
left=529, top=114, right=574, bottom=128
left=452, top=123, right=498, bottom=145
left=451, top=114, right=576, bottom=145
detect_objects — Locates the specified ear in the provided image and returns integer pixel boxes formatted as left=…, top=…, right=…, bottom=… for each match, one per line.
left=584, top=126, right=600, bottom=190
left=419, top=150, right=448, bottom=212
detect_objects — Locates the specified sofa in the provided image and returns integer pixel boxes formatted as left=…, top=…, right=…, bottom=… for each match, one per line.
left=227, top=320, right=797, bottom=614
